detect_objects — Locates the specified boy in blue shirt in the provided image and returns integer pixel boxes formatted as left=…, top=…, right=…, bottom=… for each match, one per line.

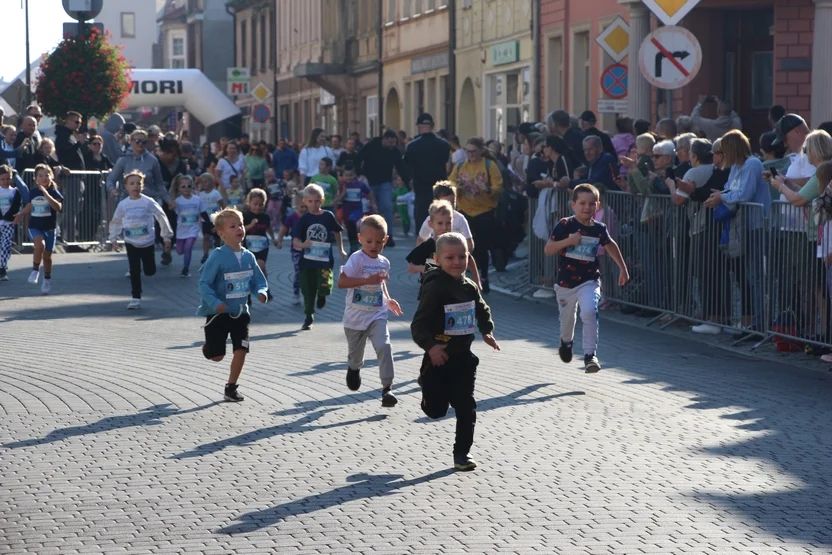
left=292, top=183, right=347, bottom=330
left=198, top=207, right=269, bottom=402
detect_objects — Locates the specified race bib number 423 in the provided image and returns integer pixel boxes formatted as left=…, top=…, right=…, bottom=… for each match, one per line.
left=444, top=301, right=476, bottom=336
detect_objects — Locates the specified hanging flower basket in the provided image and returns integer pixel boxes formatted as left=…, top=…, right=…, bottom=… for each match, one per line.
left=36, top=27, right=132, bottom=121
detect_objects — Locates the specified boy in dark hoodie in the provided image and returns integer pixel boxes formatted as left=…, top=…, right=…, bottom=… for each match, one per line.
left=410, top=232, right=501, bottom=471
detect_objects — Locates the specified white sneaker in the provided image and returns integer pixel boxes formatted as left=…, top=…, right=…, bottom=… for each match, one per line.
left=533, top=288, right=556, bottom=299
left=292, top=293, right=301, bottom=305
left=691, top=323, right=721, bottom=334
left=124, top=270, right=131, bottom=278
left=127, top=298, right=141, bottom=310
left=28, top=270, right=40, bottom=284
left=40, top=278, right=52, bottom=295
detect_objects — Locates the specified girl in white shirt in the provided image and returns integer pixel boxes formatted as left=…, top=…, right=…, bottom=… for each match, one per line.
left=298, top=128, right=335, bottom=184
left=216, top=141, right=247, bottom=190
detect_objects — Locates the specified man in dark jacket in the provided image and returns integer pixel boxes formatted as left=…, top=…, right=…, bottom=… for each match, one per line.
left=547, top=109, right=587, bottom=166
left=54, top=111, right=87, bottom=241
left=355, top=129, right=410, bottom=247
left=579, top=110, right=617, bottom=158
left=55, top=111, right=86, bottom=171
left=273, top=138, right=298, bottom=175
left=570, top=136, right=619, bottom=191
left=404, top=113, right=451, bottom=227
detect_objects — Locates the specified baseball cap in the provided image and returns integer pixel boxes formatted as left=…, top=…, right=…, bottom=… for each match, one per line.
left=579, top=110, right=597, bottom=124
left=518, top=122, right=538, bottom=136
left=416, top=113, right=434, bottom=126
left=147, top=124, right=162, bottom=137
left=772, top=114, right=807, bottom=145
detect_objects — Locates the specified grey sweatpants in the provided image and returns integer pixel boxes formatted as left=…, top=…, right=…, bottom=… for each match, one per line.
left=555, top=280, right=601, bottom=355
left=344, top=319, right=394, bottom=387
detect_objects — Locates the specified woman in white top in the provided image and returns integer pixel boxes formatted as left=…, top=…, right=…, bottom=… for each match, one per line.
left=298, top=128, right=335, bottom=185
left=215, top=140, right=247, bottom=190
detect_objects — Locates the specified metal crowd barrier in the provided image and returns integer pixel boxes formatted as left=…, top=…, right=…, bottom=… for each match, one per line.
left=14, top=169, right=110, bottom=249
left=527, top=189, right=827, bottom=348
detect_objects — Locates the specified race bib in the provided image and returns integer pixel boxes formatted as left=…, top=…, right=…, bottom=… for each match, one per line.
left=345, top=188, right=361, bottom=203
left=304, top=240, right=331, bottom=262
left=31, top=200, right=51, bottom=216
left=246, top=235, right=268, bottom=252
left=361, top=198, right=371, bottom=214
left=0, top=197, right=10, bottom=213
left=179, top=210, right=199, bottom=224
left=224, top=269, right=253, bottom=299
left=268, top=183, right=282, bottom=195
left=565, top=236, right=600, bottom=262
left=204, top=202, right=218, bottom=213
left=124, top=223, right=150, bottom=240
left=444, top=301, right=476, bottom=336
left=350, top=286, right=383, bottom=312
left=228, top=195, right=242, bottom=207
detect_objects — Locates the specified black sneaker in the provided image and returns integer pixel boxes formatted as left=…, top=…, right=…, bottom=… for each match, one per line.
left=201, top=253, right=209, bottom=264
left=180, top=268, right=190, bottom=278
left=387, top=237, right=396, bottom=248
left=224, top=383, right=244, bottom=402
left=302, top=315, right=314, bottom=330
left=0, top=268, right=7, bottom=281
left=316, top=295, right=327, bottom=309
left=584, top=353, right=601, bottom=373
left=558, top=340, right=573, bottom=363
left=346, top=368, right=361, bottom=391
left=481, top=279, right=490, bottom=294
left=453, top=454, right=478, bottom=471
left=161, top=251, right=172, bottom=265
left=381, top=386, right=398, bottom=407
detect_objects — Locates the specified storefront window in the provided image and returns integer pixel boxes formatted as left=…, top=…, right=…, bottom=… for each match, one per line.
left=487, top=68, right=530, bottom=144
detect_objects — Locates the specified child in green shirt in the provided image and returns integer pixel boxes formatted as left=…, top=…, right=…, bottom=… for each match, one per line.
left=311, top=157, right=339, bottom=210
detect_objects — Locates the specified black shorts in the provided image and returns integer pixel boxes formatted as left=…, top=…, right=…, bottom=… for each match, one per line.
left=252, top=249, right=269, bottom=262
left=201, top=221, right=219, bottom=237
left=203, top=313, right=250, bottom=358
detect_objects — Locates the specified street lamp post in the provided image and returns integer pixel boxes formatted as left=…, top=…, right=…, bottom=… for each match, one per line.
left=24, top=0, right=32, bottom=106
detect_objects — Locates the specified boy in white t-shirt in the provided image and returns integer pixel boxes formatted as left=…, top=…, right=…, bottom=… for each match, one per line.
left=337, top=214, right=404, bottom=407
left=415, top=182, right=474, bottom=253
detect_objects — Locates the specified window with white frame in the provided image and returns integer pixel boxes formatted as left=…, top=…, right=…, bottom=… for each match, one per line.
left=547, top=35, right=563, bottom=113
left=367, top=96, right=378, bottom=139
left=121, top=13, right=135, bottom=38
left=387, top=0, right=396, bottom=23
left=571, top=30, right=590, bottom=114
left=402, top=0, right=411, bottom=19
left=413, top=0, right=422, bottom=16
left=487, top=67, right=530, bottom=144
left=170, top=32, right=186, bottom=69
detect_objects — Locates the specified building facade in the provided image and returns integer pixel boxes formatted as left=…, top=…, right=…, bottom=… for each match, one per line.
left=382, top=1, right=452, bottom=138
left=276, top=0, right=380, bottom=143
left=228, top=0, right=277, bottom=141
left=538, top=0, right=831, bottom=146
left=454, top=0, right=534, bottom=144
left=158, top=0, right=235, bottom=141
left=94, top=0, right=166, bottom=69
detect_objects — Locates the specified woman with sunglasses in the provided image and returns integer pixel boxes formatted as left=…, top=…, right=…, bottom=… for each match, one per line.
left=245, top=143, right=268, bottom=189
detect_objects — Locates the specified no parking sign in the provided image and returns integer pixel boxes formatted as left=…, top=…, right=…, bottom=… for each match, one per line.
left=600, top=64, right=628, bottom=100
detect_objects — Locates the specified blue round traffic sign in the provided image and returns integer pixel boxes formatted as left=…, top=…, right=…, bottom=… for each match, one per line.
left=252, top=104, right=271, bottom=124
left=600, top=64, right=628, bottom=100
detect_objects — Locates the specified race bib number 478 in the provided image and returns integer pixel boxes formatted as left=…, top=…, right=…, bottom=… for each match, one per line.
left=444, top=301, right=476, bottom=336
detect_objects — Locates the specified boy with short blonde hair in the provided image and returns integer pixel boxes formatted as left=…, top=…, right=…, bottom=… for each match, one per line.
left=198, top=207, right=269, bottom=402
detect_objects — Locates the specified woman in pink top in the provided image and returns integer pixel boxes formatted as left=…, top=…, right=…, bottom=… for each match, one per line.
left=612, top=117, right=636, bottom=177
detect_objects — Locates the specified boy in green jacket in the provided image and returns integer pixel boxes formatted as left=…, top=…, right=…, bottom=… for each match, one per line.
left=410, top=232, right=501, bottom=471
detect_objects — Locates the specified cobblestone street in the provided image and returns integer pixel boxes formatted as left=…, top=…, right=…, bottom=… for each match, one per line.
left=2, top=242, right=832, bottom=554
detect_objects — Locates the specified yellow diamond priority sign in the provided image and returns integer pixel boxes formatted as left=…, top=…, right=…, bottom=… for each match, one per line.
left=641, top=0, right=701, bottom=26
left=251, top=82, right=273, bottom=103
left=595, top=16, right=630, bottom=63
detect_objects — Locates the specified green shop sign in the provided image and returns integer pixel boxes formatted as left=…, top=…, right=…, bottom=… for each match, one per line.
left=490, top=41, right=520, bottom=66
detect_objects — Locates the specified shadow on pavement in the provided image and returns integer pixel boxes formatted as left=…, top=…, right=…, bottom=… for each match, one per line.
left=0, top=300, right=182, bottom=322
left=2, top=402, right=221, bottom=449
left=216, top=468, right=455, bottom=534
left=288, top=351, right=420, bottom=377
left=270, top=379, right=420, bottom=418
left=171, top=409, right=387, bottom=459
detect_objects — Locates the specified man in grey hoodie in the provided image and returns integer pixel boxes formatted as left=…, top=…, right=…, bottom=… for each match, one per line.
left=106, top=129, right=165, bottom=204
left=100, top=113, right=125, bottom=163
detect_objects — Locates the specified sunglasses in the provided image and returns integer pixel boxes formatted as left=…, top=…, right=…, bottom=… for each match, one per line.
left=91, top=142, right=102, bottom=146
left=179, top=183, right=194, bottom=189
left=133, top=139, right=148, bottom=145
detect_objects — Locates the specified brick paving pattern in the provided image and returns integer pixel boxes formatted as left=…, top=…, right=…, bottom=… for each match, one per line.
left=2, top=241, right=832, bottom=554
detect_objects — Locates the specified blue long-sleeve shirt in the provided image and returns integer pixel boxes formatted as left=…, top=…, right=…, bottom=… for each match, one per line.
left=570, top=152, right=620, bottom=191
left=721, top=156, right=770, bottom=226
left=273, top=147, right=298, bottom=174
left=197, top=245, right=268, bottom=316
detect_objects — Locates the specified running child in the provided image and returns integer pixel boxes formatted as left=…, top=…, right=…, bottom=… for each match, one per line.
left=406, top=200, right=481, bottom=289
left=13, top=164, right=63, bottom=293
left=265, top=169, right=288, bottom=225
left=276, top=192, right=306, bottom=305
left=0, top=165, right=23, bottom=281
left=169, top=174, right=208, bottom=278
left=310, top=157, right=339, bottom=210
left=225, top=175, right=245, bottom=211
left=243, top=188, right=277, bottom=300
left=292, top=184, right=347, bottom=330
left=198, top=172, right=225, bottom=263
left=334, top=163, right=375, bottom=254
left=337, top=215, right=403, bottom=407
left=416, top=182, right=474, bottom=252
left=394, top=180, right=413, bottom=236
left=197, top=207, right=268, bottom=402
left=109, top=170, right=174, bottom=310
left=544, top=184, right=629, bottom=373
left=410, top=232, right=500, bottom=471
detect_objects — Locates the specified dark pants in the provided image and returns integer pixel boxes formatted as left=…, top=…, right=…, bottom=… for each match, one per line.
left=345, top=219, right=360, bottom=254
left=126, top=243, right=156, bottom=299
left=414, top=187, right=433, bottom=232
left=462, top=210, right=498, bottom=282
left=420, top=351, right=478, bottom=457
left=300, top=266, right=334, bottom=317
left=79, top=176, right=102, bottom=241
